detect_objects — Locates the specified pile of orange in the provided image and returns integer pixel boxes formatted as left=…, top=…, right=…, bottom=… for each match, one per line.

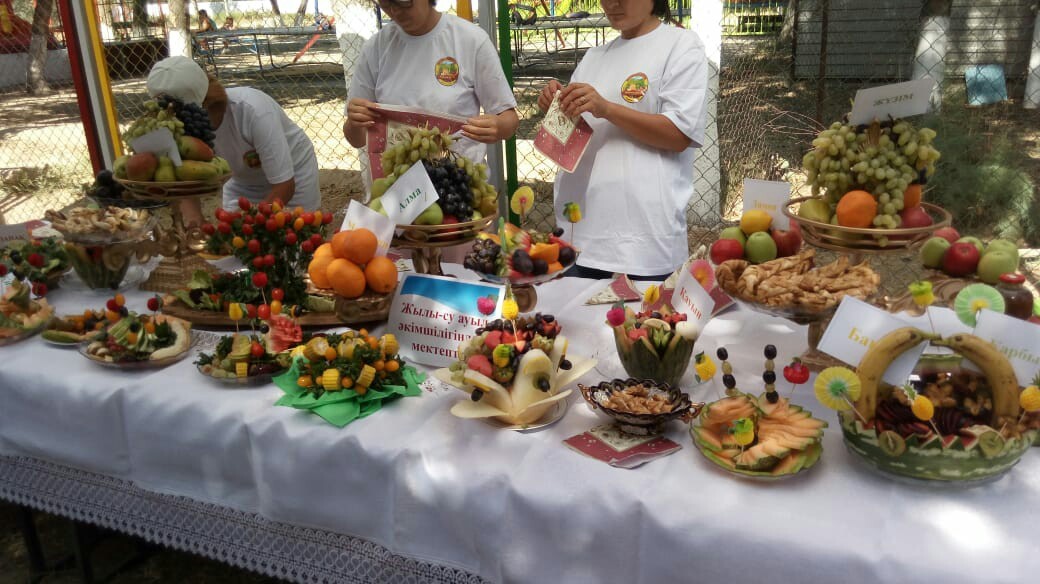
left=307, top=228, right=398, bottom=298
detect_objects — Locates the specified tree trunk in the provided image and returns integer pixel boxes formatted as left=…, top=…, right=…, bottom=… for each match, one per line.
left=26, top=0, right=55, bottom=95
left=779, top=0, right=798, bottom=44
left=132, top=0, right=149, bottom=37
left=912, top=0, right=952, bottom=111
left=270, top=0, right=282, bottom=15
left=1023, top=5, right=1040, bottom=108
left=293, top=0, right=309, bottom=27
left=168, top=0, right=192, bottom=58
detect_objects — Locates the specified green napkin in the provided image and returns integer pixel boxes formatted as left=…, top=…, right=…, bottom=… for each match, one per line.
left=273, top=358, right=424, bottom=427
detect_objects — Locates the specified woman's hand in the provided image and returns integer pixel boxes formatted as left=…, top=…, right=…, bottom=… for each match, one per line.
left=462, top=114, right=504, bottom=144
left=560, top=83, right=611, bottom=119
left=538, top=79, right=564, bottom=113
left=346, top=98, right=380, bottom=130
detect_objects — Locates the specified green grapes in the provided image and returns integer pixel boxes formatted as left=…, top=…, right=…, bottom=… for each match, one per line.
left=122, top=101, right=187, bottom=148
left=802, top=118, right=941, bottom=239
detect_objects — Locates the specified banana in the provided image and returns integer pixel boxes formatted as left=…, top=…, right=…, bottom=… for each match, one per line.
left=855, top=327, right=934, bottom=422
left=932, top=333, right=1020, bottom=425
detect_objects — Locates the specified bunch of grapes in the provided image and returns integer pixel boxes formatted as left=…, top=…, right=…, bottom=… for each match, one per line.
left=424, top=158, right=474, bottom=220
left=372, top=126, right=499, bottom=220
left=463, top=237, right=501, bottom=274
left=169, top=100, right=217, bottom=147
left=802, top=119, right=940, bottom=229
left=122, top=99, right=185, bottom=145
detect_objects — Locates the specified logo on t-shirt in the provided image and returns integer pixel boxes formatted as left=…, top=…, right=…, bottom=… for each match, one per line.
left=620, top=73, right=649, bottom=103
left=434, top=57, right=460, bottom=87
left=244, top=150, right=261, bottom=168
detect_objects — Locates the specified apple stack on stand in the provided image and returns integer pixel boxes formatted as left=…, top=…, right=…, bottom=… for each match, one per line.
left=919, top=227, right=1021, bottom=284
left=710, top=209, right=803, bottom=265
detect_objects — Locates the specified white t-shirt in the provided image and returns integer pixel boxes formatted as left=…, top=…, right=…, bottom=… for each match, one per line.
left=214, top=87, right=320, bottom=211
left=555, top=24, right=708, bottom=276
left=347, top=13, right=518, bottom=165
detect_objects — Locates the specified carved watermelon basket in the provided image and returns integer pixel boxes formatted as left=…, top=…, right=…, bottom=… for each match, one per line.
left=840, top=328, right=1036, bottom=485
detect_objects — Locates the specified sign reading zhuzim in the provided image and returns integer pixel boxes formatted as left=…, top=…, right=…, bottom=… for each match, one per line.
left=819, top=296, right=928, bottom=385
left=742, top=179, right=791, bottom=230
left=849, top=78, right=934, bottom=126
left=388, top=274, right=505, bottom=367
left=380, top=161, right=439, bottom=226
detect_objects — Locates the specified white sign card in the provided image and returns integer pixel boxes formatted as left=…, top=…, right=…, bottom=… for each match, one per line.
left=388, top=274, right=505, bottom=368
left=129, top=127, right=182, bottom=166
left=670, top=267, right=714, bottom=333
left=380, top=161, right=439, bottom=226
left=340, top=200, right=394, bottom=257
left=742, top=179, right=791, bottom=230
left=849, top=78, right=935, bottom=126
left=972, top=310, right=1040, bottom=387
left=819, top=296, right=929, bottom=385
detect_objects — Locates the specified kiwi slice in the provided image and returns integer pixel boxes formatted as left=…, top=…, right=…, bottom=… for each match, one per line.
left=878, top=430, right=907, bottom=457
left=42, top=329, right=83, bottom=344
left=976, top=430, right=1006, bottom=459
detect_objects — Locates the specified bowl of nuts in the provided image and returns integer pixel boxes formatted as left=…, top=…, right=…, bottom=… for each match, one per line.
left=578, top=378, right=705, bottom=436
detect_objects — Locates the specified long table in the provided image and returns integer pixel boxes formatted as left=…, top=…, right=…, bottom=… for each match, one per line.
left=1, top=267, right=1038, bottom=583
left=511, top=15, right=613, bottom=68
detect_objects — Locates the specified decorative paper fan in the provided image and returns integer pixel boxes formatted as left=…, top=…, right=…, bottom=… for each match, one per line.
left=814, top=366, right=862, bottom=411
left=953, top=283, right=1005, bottom=327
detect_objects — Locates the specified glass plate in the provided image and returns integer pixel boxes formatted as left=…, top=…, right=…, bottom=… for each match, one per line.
left=479, top=399, right=569, bottom=432
left=0, top=321, right=49, bottom=346
left=196, top=363, right=281, bottom=387
left=79, top=333, right=194, bottom=369
left=470, top=261, right=578, bottom=286
left=689, top=425, right=824, bottom=482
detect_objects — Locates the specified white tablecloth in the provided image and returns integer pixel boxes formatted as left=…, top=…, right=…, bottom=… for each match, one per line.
left=1, top=267, right=1038, bottom=584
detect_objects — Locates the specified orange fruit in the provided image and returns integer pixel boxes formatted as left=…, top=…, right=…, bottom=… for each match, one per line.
left=342, top=229, right=378, bottom=265
left=528, top=242, right=560, bottom=263
left=547, top=261, right=563, bottom=273
left=307, top=254, right=335, bottom=289
left=364, top=256, right=398, bottom=294
left=327, top=258, right=366, bottom=299
left=903, top=183, right=923, bottom=209
left=314, top=242, right=334, bottom=259
left=331, top=230, right=352, bottom=259
left=835, top=190, right=877, bottom=228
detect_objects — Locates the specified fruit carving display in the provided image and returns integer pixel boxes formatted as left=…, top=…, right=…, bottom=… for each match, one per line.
left=918, top=227, right=1021, bottom=284
left=832, top=327, right=1037, bottom=482
left=42, top=307, right=110, bottom=345
left=0, top=279, right=54, bottom=340
left=116, top=97, right=230, bottom=184
left=368, top=126, right=498, bottom=224
left=691, top=346, right=827, bottom=478
left=800, top=117, right=941, bottom=243
left=463, top=217, right=579, bottom=280
left=288, top=331, right=407, bottom=397
left=607, top=301, right=701, bottom=388
left=435, top=313, right=596, bottom=426
left=189, top=199, right=331, bottom=312
left=306, top=228, right=399, bottom=299
left=1, top=238, right=68, bottom=294
left=710, top=209, right=803, bottom=265
left=83, top=295, right=192, bottom=363
left=196, top=330, right=291, bottom=381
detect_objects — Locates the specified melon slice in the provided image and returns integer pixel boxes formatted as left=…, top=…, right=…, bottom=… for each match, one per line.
left=451, top=400, right=508, bottom=419
left=692, top=426, right=724, bottom=452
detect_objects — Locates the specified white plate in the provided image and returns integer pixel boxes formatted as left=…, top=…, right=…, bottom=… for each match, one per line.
left=479, top=399, right=569, bottom=432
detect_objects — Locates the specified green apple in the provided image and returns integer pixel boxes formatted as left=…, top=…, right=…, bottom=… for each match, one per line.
left=413, top=202, right=444, bottom=226
left=919, top=236, right=951, bottom=269
left=745, top=231, right=778, bottom=264
left=976, top=250, right=1019, bottom=284
left=956, top=236, right=984, bottom=255
left=983, top=238, right=1018, bottom=261
left=798, top=198, right=832, bottom=223
left=719, top=226, right=747, bottom=246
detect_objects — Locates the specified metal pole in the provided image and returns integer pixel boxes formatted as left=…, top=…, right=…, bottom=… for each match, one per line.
left=815, top=0, right=828, bottom=123
left=478, top=0, right=517, bottom=221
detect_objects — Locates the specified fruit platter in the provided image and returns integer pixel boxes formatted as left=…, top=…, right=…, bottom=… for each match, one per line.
left=41, top=308, right=110, bottom=346
left=580, top=378, right=704, bottom=436
left=0, top=280, right=54, bottom=346
left=691, top=346, right=827, bottom=480
left=784, top=117, right=951, bottom=253
left=606, top=302, right=702, bottom=388
left=80, top=296, right=193, bottom=369
left=434, top=313, right=596, bottom=429
left=45, top=206, right=156, bottom=245
left=827, top=327, right=1038, bottom=484
left=196, top=330, right=292, bottom=385
left=1, top=238, right=70, bottom=293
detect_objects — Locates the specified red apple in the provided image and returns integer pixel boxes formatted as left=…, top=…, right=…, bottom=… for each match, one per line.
left=770, top=222, right=803, bottom=258
left=932, top=226, right=960, bottom=244
left=942, top=242, right=981, bottom=277
left=710, top=238, right=745, bottom=265
left=894, top=206, right=934, bottom=240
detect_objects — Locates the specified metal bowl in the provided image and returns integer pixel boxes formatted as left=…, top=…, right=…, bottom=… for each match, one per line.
left=578, top=378, right=704, bottom=436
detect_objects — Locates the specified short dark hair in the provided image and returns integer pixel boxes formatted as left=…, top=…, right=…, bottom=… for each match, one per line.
left=652, top=0, right=675, bottom=24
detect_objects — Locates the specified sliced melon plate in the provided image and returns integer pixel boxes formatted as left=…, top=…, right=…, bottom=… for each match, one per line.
left=691, top=392, right=827, bottom=480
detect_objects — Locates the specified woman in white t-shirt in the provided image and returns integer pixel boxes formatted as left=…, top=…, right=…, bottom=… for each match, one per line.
left=343, top=0, right=519, bottom=165
left=538, top=0, right=708, bottom=280
left=146, top=57, right=320, bottom=212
